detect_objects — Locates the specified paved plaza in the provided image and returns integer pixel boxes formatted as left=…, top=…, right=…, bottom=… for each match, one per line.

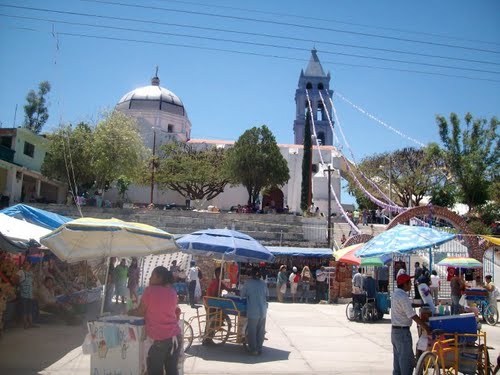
left=1, top=301, right=499, bottom=374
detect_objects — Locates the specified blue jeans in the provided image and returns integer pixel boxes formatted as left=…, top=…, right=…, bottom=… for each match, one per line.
left=247, top=317, right=266, bottom=353
left=391, top=328, right=414, bottom=375
left=147, top=335, right=181, bottom=375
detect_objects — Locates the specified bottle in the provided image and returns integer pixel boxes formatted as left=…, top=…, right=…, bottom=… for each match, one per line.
left=438, top=303, right=445, bottom=315
left=444, top=305, right=450, bottom=315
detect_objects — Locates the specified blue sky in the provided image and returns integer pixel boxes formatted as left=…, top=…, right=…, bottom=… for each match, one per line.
left=0, top=0, right=499, bottom=203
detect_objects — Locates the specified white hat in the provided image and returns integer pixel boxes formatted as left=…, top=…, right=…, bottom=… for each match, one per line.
left=293, top=266, right=297, bottom=272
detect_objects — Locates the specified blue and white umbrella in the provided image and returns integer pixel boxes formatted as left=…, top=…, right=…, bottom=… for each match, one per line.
left=355, top=224, right=455, bottom=258
left=176, top=228, right=275, bottom=263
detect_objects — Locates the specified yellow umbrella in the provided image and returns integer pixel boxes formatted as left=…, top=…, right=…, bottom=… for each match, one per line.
left=481, top=235, right=500, bottom=246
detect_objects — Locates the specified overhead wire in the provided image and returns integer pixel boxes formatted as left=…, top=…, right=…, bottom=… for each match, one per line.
left=82, top=0, right=500, bottom=55
left=2, top=24, right=499, bottom=84
left=154, top=0, right=500, bottom=48
left=1, top=4, right=499, bottom=67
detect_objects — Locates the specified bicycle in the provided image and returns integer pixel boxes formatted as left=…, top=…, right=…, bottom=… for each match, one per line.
left=415, top=330, right=493, bottom=375
left=477, top=299, right=498, bottom=326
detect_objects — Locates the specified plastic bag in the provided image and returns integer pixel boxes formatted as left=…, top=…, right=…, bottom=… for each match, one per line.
left=459, top=294, right=467, bottom=307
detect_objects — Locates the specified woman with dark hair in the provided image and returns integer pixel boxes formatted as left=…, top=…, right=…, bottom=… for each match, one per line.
left=129, top=266, right=181, bottom=375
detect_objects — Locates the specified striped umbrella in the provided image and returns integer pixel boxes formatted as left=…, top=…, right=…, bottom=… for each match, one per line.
left=436, top=257, right=482, bottom=269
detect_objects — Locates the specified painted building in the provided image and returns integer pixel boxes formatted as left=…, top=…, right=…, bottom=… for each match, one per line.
left=112, top=50, right=343, bottom=214
left=0, top=127, right=67, bottom=206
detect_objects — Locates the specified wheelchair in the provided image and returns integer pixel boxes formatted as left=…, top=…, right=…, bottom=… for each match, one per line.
left=346, top=293, right=379, bottom=323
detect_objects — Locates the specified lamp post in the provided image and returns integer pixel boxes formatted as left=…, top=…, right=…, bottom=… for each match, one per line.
left=150, top=127, right=156, bottom=205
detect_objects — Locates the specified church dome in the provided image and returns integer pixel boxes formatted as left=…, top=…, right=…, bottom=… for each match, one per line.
left=116, top=76, right=186, bottom=116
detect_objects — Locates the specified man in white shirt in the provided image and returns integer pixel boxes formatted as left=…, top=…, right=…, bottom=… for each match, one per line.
left=391, top=274, right=430, bottom=375
left=315, top=266, right=327, bottom=302
left=186, top=261, right=200, bottom=307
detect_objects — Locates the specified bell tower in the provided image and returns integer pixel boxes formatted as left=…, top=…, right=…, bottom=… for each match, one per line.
left=293, top=49, right=334, bottom=146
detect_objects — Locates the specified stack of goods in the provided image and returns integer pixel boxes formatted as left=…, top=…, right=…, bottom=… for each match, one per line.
left=0, top=253, right=19, bottom=333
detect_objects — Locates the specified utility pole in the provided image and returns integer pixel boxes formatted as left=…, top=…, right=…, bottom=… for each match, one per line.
left=150, top=128, right=156, bottom=205
left=389, top=155, right=393, bottom=220
left=325, top=165, right=335, bottom=248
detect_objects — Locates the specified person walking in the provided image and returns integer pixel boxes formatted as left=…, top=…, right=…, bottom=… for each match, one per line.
left=114, top=259, right=129, bottom=304
left=276, top=265, right=287, bottom=303
left=450, top=270, right=465, bottom=315
left=315, top=266, right=327, bottom=302
left=128, top=257, right=140, bottom=304
left=391, top=274, right=430, bottom=375
left=485, top=275, right=498, bottom=311
left=300, top=266, right=312, bottom=303
left=289, top=266, right=300, bottom=303
left=413, top=262, right=423, bottom=300
left=129, top=267, right=181, bottom=375
left=240, top=267, right=268, bottom=356
left=186, top=261, right=200, bottom=307
left=429, top=270, right=440, bottom=306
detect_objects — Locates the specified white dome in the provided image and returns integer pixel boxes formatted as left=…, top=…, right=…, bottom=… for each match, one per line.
left=116, top=77, right=186, bottom=116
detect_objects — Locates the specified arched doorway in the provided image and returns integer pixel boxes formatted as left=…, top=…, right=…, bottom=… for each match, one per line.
left=262, top=188, right=284, bottom=212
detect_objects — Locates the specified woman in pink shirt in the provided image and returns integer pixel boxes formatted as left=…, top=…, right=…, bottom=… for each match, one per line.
left=129, top=266, right=181, bottom=375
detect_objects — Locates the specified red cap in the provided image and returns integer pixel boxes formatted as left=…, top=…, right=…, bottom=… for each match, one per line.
left=396, top=274, right=413, bottom=286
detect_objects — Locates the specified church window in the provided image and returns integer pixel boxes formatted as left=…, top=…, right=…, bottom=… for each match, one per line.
left=306, top=82, right=313, bottom=89
left=167, top=124, right=174, bottom=133
left=317, top=101, right=325, bottom=121
left=318, top=83, right=324, bottom=90
left=318, top=132, right=325, bottom=146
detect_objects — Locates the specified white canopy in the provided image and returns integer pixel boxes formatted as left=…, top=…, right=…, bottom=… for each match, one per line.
left=0, top=213, right=51, bottom=242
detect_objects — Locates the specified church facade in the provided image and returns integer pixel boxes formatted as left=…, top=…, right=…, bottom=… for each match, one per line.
left=112, top=50, right=343, bottom=215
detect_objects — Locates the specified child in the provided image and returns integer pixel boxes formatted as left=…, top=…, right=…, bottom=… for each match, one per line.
left=16, top=261, right=37, bottom=329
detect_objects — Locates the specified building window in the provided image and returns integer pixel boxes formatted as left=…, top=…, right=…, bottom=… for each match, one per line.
left=24, top=141, right=35, bottom=158
left=1, top=136, right=12, bottom=148
left=167, top=124, right=174, bottom=133
left=318, top=132, right=325, bottom=145
left=318, top=83, right=324, bottom=90
left=306, top=82, right=313, bottom=89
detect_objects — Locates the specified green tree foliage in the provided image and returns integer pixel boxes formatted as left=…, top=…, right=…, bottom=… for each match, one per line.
left=300, top=110, right=312, bottom=213
left=346, top=147, right=445, bottom=208
left=436, top=112, right=499, bottom=211
left=226, top=125, right=289, bottom=206
left=154, top=141, right=229, bottom=201
left=41, top=122, right=95, bottom=195
left=23, top=81, right=51, bottom=134
left=92, top=111, right=146, bottom=193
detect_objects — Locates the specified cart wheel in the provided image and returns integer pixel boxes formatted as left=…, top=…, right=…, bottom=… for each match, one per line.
left=346, top=302, right=356, bottom=321
left=415, top=351, right=440, bottom=375
left=211, top=314, right=232, bottom=345
left=476, top=344, right=492, bottom=375
left=183, top=320, right=194, bottom=351
left=483, top=305, right=498, bottom=326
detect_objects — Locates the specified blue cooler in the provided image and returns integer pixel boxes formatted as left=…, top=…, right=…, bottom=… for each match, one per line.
left=376, top=292, right=390, bottom=314
left=429, top=313, right=477, bottom=342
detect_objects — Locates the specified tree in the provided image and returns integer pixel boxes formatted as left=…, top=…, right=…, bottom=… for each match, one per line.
left=41, top=122, right=95, bottom=195
left=436, top=112, right=499, bottom=211
left=226, top=125, right=289, bottom=206
left=300, top=110, right=312, bottom=213
left=23, top=81, right=51, bottom=134
left=154, top=141, right=229, bottom=202
left=91, top=111, right=146, bottom=193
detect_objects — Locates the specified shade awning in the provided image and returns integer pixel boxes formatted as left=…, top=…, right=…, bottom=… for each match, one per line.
left=267, top=246, right=333, bottom=258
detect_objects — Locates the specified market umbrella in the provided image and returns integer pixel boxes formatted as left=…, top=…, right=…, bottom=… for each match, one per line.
left=436, top=257, right=482, bottom=269
left=176, top=228, right=275, bottom=263
left=334, top=243, right=391, bottom=266
left=355, top=224, right=456, bottom=258
left=41, top=217, right=179, bottom=315
left=40, top=217, right=178, bottom=262
left=480, top=235, right=500, bottom=246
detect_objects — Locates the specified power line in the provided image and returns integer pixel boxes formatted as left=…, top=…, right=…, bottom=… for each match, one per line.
left=1, top=4, right=498, bottom=67
left=2, top=13, right=499, bottom=76
left=3, top=24, right=499, bottom=83
left=154, top=0, right=500, bottom=48
left=82, top=0, right=500, bottom=55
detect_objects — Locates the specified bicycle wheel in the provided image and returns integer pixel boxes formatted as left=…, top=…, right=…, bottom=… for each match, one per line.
left=183, top=320, right=194, bottom=351
left=482, top=305, right=498, bottom=326
left=210, top=313, right=232, bottom=345
left=346, top=302, right=356, bottom=321
left=415, top=351, right=440, bottom=375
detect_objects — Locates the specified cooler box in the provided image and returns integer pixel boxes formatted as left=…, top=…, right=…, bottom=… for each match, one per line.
left=88, top=315, right=147, bottom=375
left=376, top=292, right=390, bottom=313
left=428, top=313, right=477, bottom=342
left=465, top=288, right=488, bottom=301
